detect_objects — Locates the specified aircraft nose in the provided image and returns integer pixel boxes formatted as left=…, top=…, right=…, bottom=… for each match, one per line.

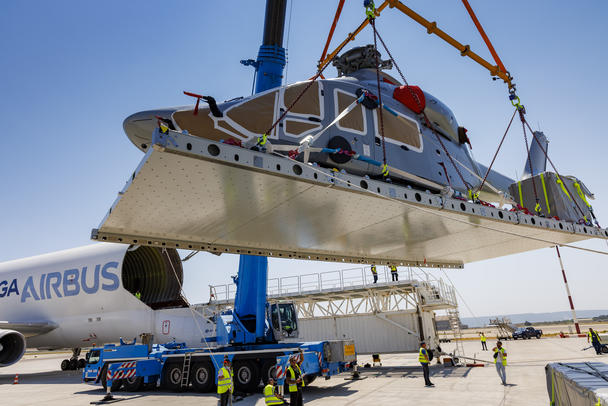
left=123, top=108, right=178, bottom=152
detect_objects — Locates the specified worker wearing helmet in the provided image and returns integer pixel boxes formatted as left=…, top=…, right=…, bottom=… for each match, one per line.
left=217, top=356, right=233, bottom=406
left=263, top=377, right=286, bottom=405
left=390, top=265, right=398, bottom=281
left=286, top=350, right=305, bottom=406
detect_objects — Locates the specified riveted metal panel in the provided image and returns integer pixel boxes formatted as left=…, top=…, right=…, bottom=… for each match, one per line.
left=93, top=131, right=607, bottom=266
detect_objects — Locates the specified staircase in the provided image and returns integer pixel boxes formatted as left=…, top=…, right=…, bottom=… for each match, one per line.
left=446, top=308, right=465, bottom=364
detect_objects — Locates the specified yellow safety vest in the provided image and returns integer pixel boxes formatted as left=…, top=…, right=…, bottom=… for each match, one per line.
left=371, top=265, right=377, bottom=274
left=494, top=348, right=507, bottom=366
left=480, top=335, right=486, bottom=343
left=287, top=364, right=304, bottom=392
left=135, top=292, right=141, bottom=300
left=264, top=384, right=283, bottom=405
left=418, top=347, right=429, bottom=364
left=390, top=266, right=397, bottom=272
left=589, top=330, right=601, bottom=342
left=217, top=366, right=233, bottom=394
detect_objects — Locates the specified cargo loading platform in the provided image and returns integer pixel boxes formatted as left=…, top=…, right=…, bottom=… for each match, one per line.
left=92, top=129, right=608, bottom=266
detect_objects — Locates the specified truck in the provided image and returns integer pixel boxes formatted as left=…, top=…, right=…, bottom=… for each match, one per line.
left=512, top=326, right=543, bottom=339
left=82, top=257, right=356, bottom=393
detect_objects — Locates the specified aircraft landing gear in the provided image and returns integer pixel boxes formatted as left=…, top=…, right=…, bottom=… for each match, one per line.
left=61, top=348, right=85, bottom=371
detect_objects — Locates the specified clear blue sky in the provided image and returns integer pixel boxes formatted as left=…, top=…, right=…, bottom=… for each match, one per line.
left=1, top=1, right=607, bottom=320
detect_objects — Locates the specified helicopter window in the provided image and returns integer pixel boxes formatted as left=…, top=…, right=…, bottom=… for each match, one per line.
left=334, top=89, right=366, bottom=135
left=284, top=119, right=321, bottom=138
left=225, top=90, right=279, bottom=136
left=373, top=108, right=422, bottom=151
left=282, top=81, right=323, bottom=118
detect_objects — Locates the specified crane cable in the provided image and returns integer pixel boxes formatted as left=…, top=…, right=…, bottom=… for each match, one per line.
left=368, top=15, right=388, bottom=175
left=371, top=24, right=472, bottom=191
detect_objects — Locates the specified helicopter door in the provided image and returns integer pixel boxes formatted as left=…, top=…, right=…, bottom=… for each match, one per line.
left=269, top=302, right=299, bottom=340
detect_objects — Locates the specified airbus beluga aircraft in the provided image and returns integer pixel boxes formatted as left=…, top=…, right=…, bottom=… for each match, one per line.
left=0, top=243, right=214, bottom=369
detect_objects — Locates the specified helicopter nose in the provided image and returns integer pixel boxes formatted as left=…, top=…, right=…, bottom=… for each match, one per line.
left=123, top=108, right=177, bottom=152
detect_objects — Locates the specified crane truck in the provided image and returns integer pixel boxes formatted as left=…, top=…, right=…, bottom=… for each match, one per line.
left=84, top=0, right=356, bottom=394
left=82, top=256, right=356, bottom=393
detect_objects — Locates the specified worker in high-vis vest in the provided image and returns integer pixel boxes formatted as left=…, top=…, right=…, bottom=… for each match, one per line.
left=588, top=328, right=603, bottom=355
left=370, top=264, right=378, bottom=284
left=390, top=265, right=398, bottom=281
left=263, top=378, right=285, bottom=405
left=217, top=356, right=233, bottom=406
left=492, top=341, right=507, bottom=385
left=480, top=332, right=488, bottom=351
left=286, top=350, right=305, bottom=406
left=419, top=342, right=434, bottom=387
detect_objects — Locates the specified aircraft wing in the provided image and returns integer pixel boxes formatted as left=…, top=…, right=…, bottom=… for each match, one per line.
left=0, top=321, right=58, bottom=337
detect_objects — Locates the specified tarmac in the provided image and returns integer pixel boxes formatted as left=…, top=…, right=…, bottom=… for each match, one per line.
left=1, top=337, right=604, bottom=405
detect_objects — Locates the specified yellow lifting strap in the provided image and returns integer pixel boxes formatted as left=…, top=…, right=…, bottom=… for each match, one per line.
left=573, top=181, right=592, bottom=208
left=540, top=173, right=551, bottom=215
left=517, top=181, right=524, bottom=207
left=381, top=164, right=389, bottom=177
left=555, top=176, right=572, bottom=200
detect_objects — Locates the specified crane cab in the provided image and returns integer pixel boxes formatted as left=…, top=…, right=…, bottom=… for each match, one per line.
left=269, top=302, right=299, bottom=340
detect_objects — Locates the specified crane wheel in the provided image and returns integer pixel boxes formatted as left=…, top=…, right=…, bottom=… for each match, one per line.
left=261, top=360, right=277, bottom=386
left=160, top=362, right=183, bottom=392
left=123, top=376, right=144, bottom=392
left=234, top=360, right=260, bottom=392
left=192, top=361, right=215, bottom=392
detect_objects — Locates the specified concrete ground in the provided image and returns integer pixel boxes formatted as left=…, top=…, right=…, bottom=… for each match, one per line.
left=1, top=337, right=604, bottom=405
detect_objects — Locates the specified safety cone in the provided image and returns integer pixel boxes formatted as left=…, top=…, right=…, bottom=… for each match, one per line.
left=13, top=374, right=19, bottom=384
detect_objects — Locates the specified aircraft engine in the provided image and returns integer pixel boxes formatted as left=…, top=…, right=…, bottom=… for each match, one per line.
left=0, top=329, right=26, bottom=366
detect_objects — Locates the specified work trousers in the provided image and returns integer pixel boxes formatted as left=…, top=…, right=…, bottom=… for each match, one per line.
left=290, top=389, right=303, bottom=406
left=219, top=391, right=232, bottom=406
left=421, top=362, right=432, bottom=385
left=495, top=363, right=506, bottom=385
left=391, top=272, right=398, bottom=281
left=372, top=274, right=378, bottom=283
left=592, top=341, right=602, bottom=355
left=481, top=341, right=487, bottom=350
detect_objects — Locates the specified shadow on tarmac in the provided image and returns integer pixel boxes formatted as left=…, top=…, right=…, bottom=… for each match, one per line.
left=359, top=364, right=473, bottom=379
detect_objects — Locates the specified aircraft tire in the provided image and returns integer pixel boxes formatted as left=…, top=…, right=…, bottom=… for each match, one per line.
left=123, top=376, right=144, bottom=392
left=61, top=359, right=69, bottom=371
left=233, top=360, right=260, bottom=393
left=68, top=358, right=78, bottom=370
left=260, top=359, right=276, bottom=386
left=160, top=362, right=183, bottom=392
left=78, top=358, right=86, bottom=369
left=191, top=361, right=215, bottom=392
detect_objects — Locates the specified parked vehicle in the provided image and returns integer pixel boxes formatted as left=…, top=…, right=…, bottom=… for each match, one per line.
left=513, top=326, right=543, bottom=339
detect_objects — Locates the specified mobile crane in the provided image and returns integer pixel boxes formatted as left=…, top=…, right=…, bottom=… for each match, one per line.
left=83, top=0, right=355, bottom=394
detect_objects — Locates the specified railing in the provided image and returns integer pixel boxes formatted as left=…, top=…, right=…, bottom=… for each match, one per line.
left=209, top=265, right=457, bottom=306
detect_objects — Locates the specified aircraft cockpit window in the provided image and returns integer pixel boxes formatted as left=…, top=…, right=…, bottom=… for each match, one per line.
left=334, top=89, right=366, bottom=135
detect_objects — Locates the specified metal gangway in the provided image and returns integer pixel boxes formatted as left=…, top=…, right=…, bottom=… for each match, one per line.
left=490, top=317, right=515, bottom=340
left=209, top=266, right=457, bottom=317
